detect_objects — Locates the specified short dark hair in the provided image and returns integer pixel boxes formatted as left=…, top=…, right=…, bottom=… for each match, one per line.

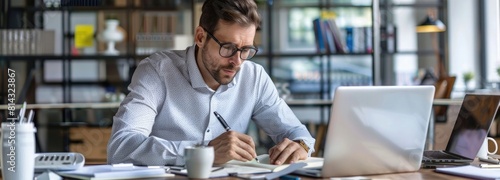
left=199, top=0, right=261, bottom=34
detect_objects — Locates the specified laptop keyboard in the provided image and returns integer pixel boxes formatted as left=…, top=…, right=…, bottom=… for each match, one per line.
left=423, top=151, right=460, bottom=160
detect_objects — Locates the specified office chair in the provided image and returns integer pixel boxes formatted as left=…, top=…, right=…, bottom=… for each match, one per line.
left=433, top=76, right=456, bottom=123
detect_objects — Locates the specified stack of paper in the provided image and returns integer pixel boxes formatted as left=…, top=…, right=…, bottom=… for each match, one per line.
left=436, top=165, right=500, bottom=180
left=56, top=164, right=173, bottom=180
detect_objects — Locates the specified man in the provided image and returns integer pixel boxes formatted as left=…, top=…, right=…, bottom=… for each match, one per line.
left=107, top=0, right=315, bottom=166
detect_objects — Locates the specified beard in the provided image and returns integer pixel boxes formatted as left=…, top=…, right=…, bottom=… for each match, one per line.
left=201, top=45, right=240, bottom=85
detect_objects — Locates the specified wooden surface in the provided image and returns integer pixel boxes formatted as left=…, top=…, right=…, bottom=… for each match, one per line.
left=349, top=169, right=471, bottom=180
left=0, top=166, right=476, bottom=180
left=89, top=169, right=471, bottom=180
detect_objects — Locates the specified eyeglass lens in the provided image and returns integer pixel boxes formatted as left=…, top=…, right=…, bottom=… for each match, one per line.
left=219, top=44, right=257, bottom=60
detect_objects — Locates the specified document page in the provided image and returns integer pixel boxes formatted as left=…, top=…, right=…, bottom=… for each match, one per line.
left=436, top=165, right=500, bottom=179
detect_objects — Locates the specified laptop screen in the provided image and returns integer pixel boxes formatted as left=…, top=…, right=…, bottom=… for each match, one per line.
left=320, top=86, right=434, bottom=177
left=446, top=94, right=500, bottom=159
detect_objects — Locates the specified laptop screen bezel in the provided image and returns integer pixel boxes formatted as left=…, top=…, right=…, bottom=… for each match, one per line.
left=444, top=94, right=500, bottom=159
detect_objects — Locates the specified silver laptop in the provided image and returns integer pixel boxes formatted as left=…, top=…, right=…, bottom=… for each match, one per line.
left=422, top=94, right=500, bottom=163
left=294, top=86, right=435, bottom=177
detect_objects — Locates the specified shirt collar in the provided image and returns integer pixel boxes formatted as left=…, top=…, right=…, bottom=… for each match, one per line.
left=186, top=45, right=236, bottom=89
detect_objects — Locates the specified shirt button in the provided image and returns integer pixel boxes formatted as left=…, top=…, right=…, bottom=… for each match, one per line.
left=206, top=129, right=210, bottom=133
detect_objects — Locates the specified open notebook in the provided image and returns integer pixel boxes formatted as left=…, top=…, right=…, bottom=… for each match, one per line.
left=225, top=154, right=323, bottom=172
left=170, top=154, right=321, bottom=178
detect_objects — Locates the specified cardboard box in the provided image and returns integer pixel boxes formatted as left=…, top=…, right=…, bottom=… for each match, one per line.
left=69, top=127, right=112, bottom=163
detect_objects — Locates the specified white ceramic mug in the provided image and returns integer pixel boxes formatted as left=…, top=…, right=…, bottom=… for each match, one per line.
left=1, top=122, right=37, bottom=180
left=184, top=146, right=214, bottom=179
left=477, top=137, right=498, bottom=159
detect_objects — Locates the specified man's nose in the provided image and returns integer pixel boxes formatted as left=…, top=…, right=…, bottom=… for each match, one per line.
left=228, top=51, right=242, bottom=65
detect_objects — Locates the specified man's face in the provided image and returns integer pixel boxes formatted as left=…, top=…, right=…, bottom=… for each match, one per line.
left=200, top=23, right=256, bottom=85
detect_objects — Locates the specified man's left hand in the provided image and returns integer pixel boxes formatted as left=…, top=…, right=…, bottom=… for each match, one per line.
left=268, top=138, right=307, bottom=165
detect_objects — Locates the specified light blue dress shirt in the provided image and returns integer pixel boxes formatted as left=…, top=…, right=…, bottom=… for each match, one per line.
left=107, top=45, right=315, bottom=166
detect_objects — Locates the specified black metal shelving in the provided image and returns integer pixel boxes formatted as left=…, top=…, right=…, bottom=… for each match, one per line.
left=378, top=0, right=448, bottom=85
left=1, top=0, right=451, bottom=155
left=1, top=0, right=195, bottom=154
left=256, top=0, right=380, bottom=156
left=262, top=0, right=381, bottom=99
left=0, top=55, right=131, bottom=60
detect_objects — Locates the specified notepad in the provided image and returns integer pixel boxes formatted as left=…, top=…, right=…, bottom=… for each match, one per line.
left=56, top=165, right=174, bottom=180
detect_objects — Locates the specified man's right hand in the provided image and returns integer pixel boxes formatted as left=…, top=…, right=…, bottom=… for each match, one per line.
left=208, top=131, right=257, bottom=164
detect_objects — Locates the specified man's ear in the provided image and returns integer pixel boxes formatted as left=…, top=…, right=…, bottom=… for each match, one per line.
left=194, top=26, right=206, bottom=48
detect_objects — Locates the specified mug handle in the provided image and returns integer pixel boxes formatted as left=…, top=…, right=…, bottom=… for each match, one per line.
left=487, top=137, right=498, bottom=154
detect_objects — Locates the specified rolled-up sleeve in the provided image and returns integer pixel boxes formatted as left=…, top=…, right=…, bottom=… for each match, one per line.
left=107, top=59, right=199, bottom=166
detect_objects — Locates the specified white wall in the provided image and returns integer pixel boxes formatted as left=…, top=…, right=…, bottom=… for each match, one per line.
left=448, top=0, right=479, bottom=93
left=393, top=2, right=418, bottom=85
left=485, top=0, right=500, bottom=82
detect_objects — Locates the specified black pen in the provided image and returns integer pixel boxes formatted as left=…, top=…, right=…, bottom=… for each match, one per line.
left=214, top=111, right=231, bottom=131
left=214, top=111, right=259, bottom=162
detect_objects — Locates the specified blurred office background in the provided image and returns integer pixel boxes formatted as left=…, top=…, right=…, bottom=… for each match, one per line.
left=0, top=0, right=499, bottom=161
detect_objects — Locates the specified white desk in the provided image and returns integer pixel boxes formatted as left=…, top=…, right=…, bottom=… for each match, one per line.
left=432, top=98, right=463, bottom=106
left=286, top=98, right=463, bottom=106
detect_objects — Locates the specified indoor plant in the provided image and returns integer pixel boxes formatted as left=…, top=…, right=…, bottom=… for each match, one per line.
left=463, top=71, right=474, bottom=92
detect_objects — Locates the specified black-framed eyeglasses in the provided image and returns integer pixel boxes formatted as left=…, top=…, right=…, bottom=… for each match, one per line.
left=203, top=28, right=258, bottom=60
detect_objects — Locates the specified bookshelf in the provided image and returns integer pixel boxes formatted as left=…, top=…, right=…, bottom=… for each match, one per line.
left=254, top=0, right=379, bottom=117
left=378, top=0, right=448, bottom=85
left=4, top=0, right=449, bottom=156
left=249, top=0, right=381, bottom=156
left=252, top=0, right=448, bottom=154
left=0, top=0, right=194, bottom=159
left=1, top=0, right=384, bottom=123
left=0, top=0, right=194, bottom=119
